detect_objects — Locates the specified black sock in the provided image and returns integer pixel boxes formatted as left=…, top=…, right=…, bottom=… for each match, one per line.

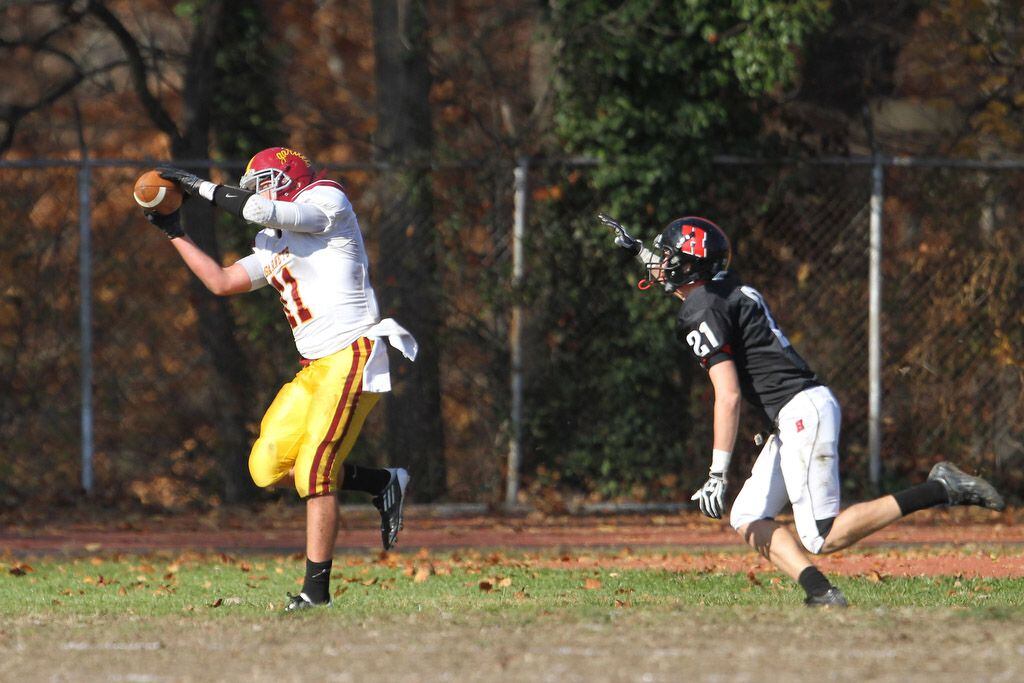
left=302, top=558, right=332, bottom=604
left=340, top=464, right=391, bottom=494
left=798, top=566, right=833, bottom=598
left=892, top=480, right=949, bottom=516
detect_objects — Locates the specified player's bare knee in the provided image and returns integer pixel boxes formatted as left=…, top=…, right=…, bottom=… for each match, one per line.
left=817, top=535, right=844, bottom=555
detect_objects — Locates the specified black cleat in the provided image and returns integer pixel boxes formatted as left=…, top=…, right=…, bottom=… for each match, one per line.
left=804, top=587, right=849, bottom=608
left=372, top=467, right=410, bottom=551
left=284, top=592, right=331, bottom=612
left=928, top=461, right=1005, bottom=511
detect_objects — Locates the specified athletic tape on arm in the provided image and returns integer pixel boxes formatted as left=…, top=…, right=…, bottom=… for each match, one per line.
left=711, top=449, right=732, bottom=476
left=236, top=253, right=268, bottom=291
left=636, top=245, right=656, bottom=267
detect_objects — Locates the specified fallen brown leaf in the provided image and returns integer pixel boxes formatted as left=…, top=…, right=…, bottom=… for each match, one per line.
left=866, top=569, right=887, bottom=583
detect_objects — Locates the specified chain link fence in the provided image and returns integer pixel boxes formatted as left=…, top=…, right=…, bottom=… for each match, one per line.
left=0, top=156, right=1020, bottom=508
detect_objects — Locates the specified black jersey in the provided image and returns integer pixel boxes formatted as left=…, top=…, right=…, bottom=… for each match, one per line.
left=676, top=271, right=819, bottom=424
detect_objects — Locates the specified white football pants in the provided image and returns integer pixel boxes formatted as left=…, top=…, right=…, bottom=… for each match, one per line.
left=729, top=385, right=842, bottom=554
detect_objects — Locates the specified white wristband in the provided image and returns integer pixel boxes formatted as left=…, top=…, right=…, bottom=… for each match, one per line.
left=198, top=181, right=218, bottom=202
left=711, top=449, right=732, bottom=475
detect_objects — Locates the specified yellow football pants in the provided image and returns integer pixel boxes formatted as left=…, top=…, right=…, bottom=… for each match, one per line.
left=248, top=337, right=379, bottom=498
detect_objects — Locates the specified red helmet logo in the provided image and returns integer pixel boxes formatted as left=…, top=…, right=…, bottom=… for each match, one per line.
left=678, top=225, right=708, bottom=258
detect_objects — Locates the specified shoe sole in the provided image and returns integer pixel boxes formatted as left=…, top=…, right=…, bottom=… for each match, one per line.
left=382, top=468, right=411, bottom=550
left=929, top=462, right=1005, bottom=511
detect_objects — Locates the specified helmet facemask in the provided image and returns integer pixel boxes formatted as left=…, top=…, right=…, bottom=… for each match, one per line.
left=649, top=232, right=702, bottom=293
left=239, top=166, right=293, bottom=200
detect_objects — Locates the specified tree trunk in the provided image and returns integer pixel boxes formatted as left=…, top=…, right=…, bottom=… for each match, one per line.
left=372, top=0, right=446, bottom=499
left=173, top=0, right=259, bottom=503
left=175, top=169, right=260, bottom=504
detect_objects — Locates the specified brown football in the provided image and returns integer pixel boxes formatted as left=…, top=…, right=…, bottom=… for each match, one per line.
left=133, top=170, right=183, bottom=215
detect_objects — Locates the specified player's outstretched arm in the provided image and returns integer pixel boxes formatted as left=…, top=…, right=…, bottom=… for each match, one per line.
left=141, top=208, right=252, bottom=295
left=168, top=234, right=253, bottom=296
left=157, top=166, right=256, bottom=219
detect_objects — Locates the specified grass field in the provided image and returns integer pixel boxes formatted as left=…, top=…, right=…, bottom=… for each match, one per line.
left=3, top=548, right=1024, bottom=682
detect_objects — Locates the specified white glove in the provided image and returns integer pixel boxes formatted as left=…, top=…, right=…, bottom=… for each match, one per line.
left=690, top=472, right=727, bottom=519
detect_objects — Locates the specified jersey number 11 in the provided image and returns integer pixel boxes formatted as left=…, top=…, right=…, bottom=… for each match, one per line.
left=269, top=267, right=313, bottom=329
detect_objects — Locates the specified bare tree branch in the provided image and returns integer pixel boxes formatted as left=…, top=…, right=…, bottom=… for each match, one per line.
left=0, top=69, right=84, bottom=155
left=85, top=0, right=180, bottom=143
left=0, top=51, right=134, bottom=155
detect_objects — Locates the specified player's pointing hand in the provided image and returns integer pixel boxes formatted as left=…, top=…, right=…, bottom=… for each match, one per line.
left=598, top=213, right=642, bottom=255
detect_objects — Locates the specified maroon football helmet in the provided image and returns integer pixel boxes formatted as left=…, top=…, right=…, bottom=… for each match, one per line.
left=239, top=147, right=317, bottom=202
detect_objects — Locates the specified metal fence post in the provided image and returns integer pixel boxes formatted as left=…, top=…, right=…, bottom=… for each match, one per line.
left=506, top=156, right=528, bottom=507
left=868, top=154, right=884, bottom=493
left=78, top=159, right=94, bottom=495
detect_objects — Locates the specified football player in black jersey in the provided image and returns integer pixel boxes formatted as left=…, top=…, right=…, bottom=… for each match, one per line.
left=601, top=213, right=1005, bottom=607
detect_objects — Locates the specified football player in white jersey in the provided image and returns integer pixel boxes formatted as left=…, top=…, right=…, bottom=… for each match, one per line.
left=604, top=213, right=1006, bottom=607
left=146, top=148, right=415, bottom=611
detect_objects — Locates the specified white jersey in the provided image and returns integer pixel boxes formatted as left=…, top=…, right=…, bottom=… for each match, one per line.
left=241, top=181, right=381, bottom=359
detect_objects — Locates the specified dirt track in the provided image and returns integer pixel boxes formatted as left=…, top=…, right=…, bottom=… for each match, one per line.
left=3, top=505, right=1021, bottom=577
left=7, top=611, right=1024, bottom=683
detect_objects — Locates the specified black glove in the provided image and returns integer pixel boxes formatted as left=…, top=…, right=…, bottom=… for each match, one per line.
left=157, top=165, right=204, bottom=195
left=145, top=209, right=185, bottom=239
left=597, top=213, right=642, bottom=255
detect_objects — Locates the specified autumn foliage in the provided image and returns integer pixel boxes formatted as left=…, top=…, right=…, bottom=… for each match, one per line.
left=1, top=1, right=1022, bottom=510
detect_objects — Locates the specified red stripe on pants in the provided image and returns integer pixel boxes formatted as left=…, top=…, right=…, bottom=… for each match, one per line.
left=307, top=341, right=363, bottom=496
left=320, top=338, right=372, bottom=490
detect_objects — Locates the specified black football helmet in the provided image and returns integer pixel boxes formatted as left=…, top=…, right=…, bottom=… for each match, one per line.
left=650, top=217, right=731, bottom=292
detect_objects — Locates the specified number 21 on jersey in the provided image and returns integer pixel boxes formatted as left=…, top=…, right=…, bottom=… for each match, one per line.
left=686, top=321, right=720, bottom=357
left=269, top=267, right=313, bottom=329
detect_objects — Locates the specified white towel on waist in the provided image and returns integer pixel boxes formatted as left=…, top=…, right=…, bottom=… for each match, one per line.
left=361, top=318, right=418, bottom=392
